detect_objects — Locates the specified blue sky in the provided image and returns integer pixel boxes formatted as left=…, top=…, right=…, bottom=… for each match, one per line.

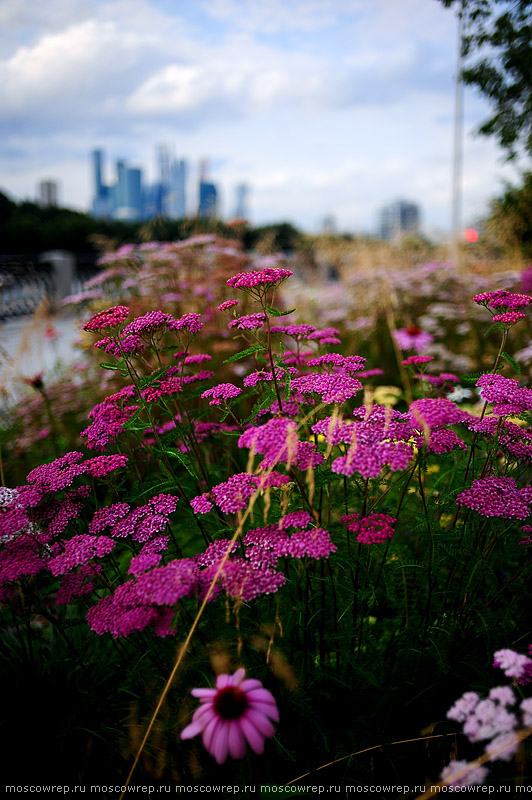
left=0, top=0, right=524, bottom=235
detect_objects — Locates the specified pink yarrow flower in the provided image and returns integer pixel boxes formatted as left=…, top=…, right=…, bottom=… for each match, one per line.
left=167, top=313, right=204, bottom=333
left=341, top=513, right=396, bottom=544
left=122, top=311, right=174, bottom=337
left=83, top=306, right=130, bottom=332
left=440, top=760, right=488, bottom=787
left=402, top=355, right=434, bottom=367
left=227, top=268, right=293, bottom=289
left=456, top=477, right=532, bottom=519
left=491, top=311, right=527, bottom=325
left=180, top=667, right=279, bottom=764
left=228, top=313, right=267, bottom=330
left=493, top=649, right=532, bottom=683
left=201, top=383, right=242, bottom=406
left=473, top=290, right=532, bottom=311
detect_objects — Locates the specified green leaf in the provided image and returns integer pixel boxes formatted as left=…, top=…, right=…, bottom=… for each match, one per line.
left=99, top=361, right=122, bottom=371
left=462, top=371, right=484, bottom=384
left=484, top=322, right=506, bottom=336
left=123, top=410, right=151, bottom=432
left=243, top=387, right=278, bottom=424
left=266, top=306, right=296, bottom=317
left=500, top=351, right=522, bottom=374
left=165, top=448, right=199, bottom=479
left=223, top=344, right=265, bottom=363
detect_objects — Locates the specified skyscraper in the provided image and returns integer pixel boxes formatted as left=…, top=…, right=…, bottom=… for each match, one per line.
left=198, top=159, right=218, bottom=219
left=233, top=183, right=249, bottom=220
left=199, top=182, right=218, bottom=218
left=38, top=180, right=58, bottom=207
left=164, top=158, right=187, bottom=219
left=113, top=162, right=143, bottom=221
left=92, top=149, right=112, bottom=217
left=379, top=200, right=421, bottom=242
left=156, top=144, right=187, bottom=219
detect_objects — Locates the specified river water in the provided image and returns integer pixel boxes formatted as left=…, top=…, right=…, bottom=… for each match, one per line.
left=0, top=312, right=81, bottom=402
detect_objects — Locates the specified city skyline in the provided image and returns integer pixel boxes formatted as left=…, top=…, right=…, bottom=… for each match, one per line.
left=0, top=0, right=526, bottom=235
left=90, top=146, right=227, bottom=221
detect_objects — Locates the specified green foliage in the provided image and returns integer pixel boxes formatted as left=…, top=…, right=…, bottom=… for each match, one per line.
left=223, top=344, right=266, bottom=363
left=0, top=190, right=302, bottom=255
left=2, top=236, right=532, bottom=788
left=485, top=170, right=532, bottom=258
left=440, top=0, right=532, bottom=158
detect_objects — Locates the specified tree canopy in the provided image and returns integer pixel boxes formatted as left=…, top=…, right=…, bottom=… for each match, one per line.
left=440, top=0, right=532, bottom=159
left=0, top=191, right=302, bottom=255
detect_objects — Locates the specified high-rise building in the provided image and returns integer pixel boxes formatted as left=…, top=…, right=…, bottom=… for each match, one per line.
left=165, top=158, right=187, bottom=219
left=198, top=159, right=218, bottom=219
left=38, top=180, right=58, bottom=207
left=113, top=161, right=143, bottom=221
left=379, top=200, right=421, bottom=242
left=89, top=147, right=204, bottom=222
left=92, top=149, right=112, bottom=217
left=155, top=144, right=187, bottom=219
left=199, top=182, right=218, bottom=218
left=233, top=183, right=249, bottom=220
left=93, top=150, right=103, bottom=198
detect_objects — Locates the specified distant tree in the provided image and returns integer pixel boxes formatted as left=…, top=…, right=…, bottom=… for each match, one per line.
left=439, top=0, right=532, bottom=158
left=0, top=191, right=16, bottom=220
left=485, top=171, right=532, bottom=257
left=244, top=223, right=302, bottom=253
left=0, top=192, right=299, bottom=256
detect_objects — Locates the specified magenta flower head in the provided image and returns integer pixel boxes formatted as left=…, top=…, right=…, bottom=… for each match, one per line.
left=181, top=668, right=279, bottom=764
left=83, top=305, right=130, bottom=332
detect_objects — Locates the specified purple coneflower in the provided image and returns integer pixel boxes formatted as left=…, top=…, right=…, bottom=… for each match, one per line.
left=393, top=325, right=434, bottom=353
left=181, top=668, right=279, bottom=763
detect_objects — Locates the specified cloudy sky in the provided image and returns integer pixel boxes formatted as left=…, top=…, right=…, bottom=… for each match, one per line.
left=0, top=0, right=524, bottom=235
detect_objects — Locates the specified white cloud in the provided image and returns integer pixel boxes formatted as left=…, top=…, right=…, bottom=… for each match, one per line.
left=0, top=0, right=520, bottom=233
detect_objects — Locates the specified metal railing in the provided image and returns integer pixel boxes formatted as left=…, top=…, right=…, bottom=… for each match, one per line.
left=0, top=252, right=100, bottom=320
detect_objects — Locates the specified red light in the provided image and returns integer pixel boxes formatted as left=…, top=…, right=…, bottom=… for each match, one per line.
left=464, top=227, right=479, bottom=243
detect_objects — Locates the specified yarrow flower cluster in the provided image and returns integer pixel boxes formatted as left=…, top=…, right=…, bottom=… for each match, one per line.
left=320, top=406, right=418, bottom=479
left=456, top=477, right=532, bottom=519
left=122, top=311, right=174, bottom=337
left=290, top=373, right=362, bottom=404
left=81, top=388, right=139, bottom=450
left=82, top=305, right=130, bottom=332
left=409, top=397, right=465, bottom=430
left=305, top=353, right=366, bottom=372
left=201, top=383, right=242, bottom=406
left=493, top=649, right=532, bottom=684
left=341, top=513, right=396, bottom=544
left=442, top=647, right=532, bottom=786
left=476, top=373, right=532, bottom=416
left=402, top=355, right=434, bottom=367
left=228, top=313, right=267, bottom=330
left=167, top=313, right=204, bottom=333
left=270, top=323, right=316, bottom=340
left=491, top=311, right=527, bottom=325
left=419, top=372, right=459, bottom=388
left=239, top=417, right=321, bottom=470
left=48, top=534, right=116, bottom=576
left=473, top=290, right=532, bottom=311
left=227, top=268, right=293, bottom=289
left=94, top=334, right=146, bottom=358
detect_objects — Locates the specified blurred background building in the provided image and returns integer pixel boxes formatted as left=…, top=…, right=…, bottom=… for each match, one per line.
left=379, top=199, right=421, bottom=242
left=90, top=146, right=191, bottom=222
left=38, top=180, right=59, bottom=208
